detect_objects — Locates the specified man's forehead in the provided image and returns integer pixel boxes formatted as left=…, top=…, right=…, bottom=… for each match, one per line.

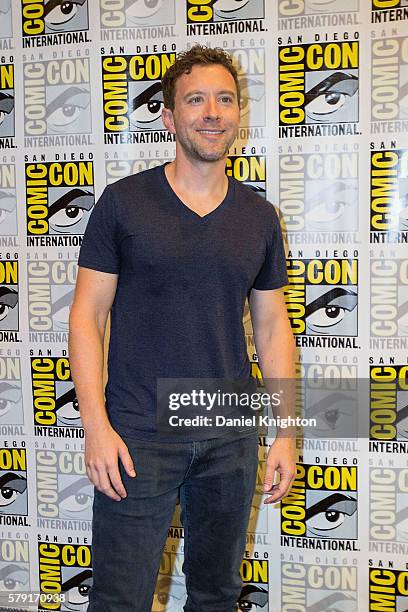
left=175, top=65, right=236, bottom=93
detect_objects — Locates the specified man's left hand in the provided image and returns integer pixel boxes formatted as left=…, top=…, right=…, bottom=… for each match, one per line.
left=263, top=437, right=296, bottom=504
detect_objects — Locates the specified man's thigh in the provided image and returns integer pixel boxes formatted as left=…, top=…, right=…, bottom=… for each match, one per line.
left=180, top=432, right=259, bottom=612
left=89, top=436, right=192, bottom=612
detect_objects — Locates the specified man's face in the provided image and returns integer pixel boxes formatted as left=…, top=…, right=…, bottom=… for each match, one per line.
left=164, top=64, right=240, bottom=162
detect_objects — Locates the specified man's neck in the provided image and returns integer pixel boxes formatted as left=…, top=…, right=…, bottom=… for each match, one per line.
left=166, top=154, right=228, bottom=198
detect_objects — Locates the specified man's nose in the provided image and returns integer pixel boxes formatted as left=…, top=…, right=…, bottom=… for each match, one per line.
left=203, top=97, right=220, bottom=120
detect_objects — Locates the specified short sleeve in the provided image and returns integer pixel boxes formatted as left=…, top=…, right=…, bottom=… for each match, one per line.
left=252, top=206, right=288, bottom=290
left=78, top=185, right=120, bottom=274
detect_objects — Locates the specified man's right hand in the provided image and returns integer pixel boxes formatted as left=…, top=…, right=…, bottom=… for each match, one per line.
left=84, top=422, right=136, bottom=501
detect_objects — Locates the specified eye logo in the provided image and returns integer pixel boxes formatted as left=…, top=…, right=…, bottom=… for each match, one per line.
left=279, top=0, right=360, bottom=17
left=239, top=559, right=268, bottom=611
left=304, top=71, right=359, bottom=124
left=22, top=0, right=89, bottom=36
left=153, top=576, right=187, bottom=611
left=370, top=149, right=408, bottom=236
left=102, top=53, right=175, bottom=136
left=0, top=563, right=30, bottom=593
left=32, top=357, right=80, bottom=429
left=285, top=259, right=358, bottom=338
left=237, top=584, right=268, bottom=610
left=0, top=65, right=15, bottom=139
left=186, top=0, right=264, bottom=23
left=369, top=568, right=408, bottom=611
left=26, top=162, right=95, bottom=237
left=129, top=81, right=164, bottom=131
left=279, top=41, right=359, bottom=136
left=0, top=262, right=18, bottom=333
left=0, top=1, right=12, bottom=38
left=24, top=59, right=92, bottom=139
left=46, top=86, right=91, bottom=135
left=0, top=381, right=23, bottom=425
left=281, top=464, right=358, bottom=540
left=0, top=449, right=27, bottom=517
left=370, top=365, right=408, bottom=442
left=100, top=0, right=175, bottom=28
left=38, top=543, right=92, bottom=612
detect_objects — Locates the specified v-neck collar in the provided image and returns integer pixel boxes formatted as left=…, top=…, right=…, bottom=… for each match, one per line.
left=159, top=162, right=234, bottom=221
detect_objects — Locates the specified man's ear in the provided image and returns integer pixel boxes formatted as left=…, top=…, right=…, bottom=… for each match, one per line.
left=161, top=107, right=176, bottom=134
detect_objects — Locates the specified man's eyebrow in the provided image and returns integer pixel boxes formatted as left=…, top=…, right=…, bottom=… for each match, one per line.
left=183, top=89, right=237, bottom=99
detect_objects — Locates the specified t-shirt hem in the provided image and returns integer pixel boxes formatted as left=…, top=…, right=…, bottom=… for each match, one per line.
left=77, top=260, right=119, bottom=274
left=252, top=278, right=288, bottom=291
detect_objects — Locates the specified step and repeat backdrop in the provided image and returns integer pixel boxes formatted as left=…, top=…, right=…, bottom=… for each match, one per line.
left=0, top=0, right=407, bottom=610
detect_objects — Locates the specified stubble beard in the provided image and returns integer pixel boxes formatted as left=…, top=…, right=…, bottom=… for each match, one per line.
left=178, top=125, right=238, bottom=163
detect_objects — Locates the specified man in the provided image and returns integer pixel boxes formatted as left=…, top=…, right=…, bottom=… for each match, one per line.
left=69, top=45, right=296, bottom=612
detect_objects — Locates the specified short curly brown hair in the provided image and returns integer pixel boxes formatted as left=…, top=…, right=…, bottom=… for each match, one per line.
left=161, top=44, right=240, bottom=111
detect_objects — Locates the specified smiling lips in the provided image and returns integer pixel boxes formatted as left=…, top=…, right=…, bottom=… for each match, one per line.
left=196, top=129, right=225, bottom=135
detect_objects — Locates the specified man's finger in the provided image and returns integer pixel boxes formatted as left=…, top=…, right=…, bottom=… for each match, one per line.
left=86, top=465, right=98, bottom=490
left=118, top=445, right=136, bottom=477
left=108, top=464, right=128, bottom=499
left=97, top=469, right=122, bottom=501
left=264, top=483, right=285, bottom=504
left=263, top=460, right=277, bottom=492
left=264, top=471, right=295, bottom=504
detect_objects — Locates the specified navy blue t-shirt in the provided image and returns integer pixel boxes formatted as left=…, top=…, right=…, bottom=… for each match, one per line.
left=77, top=163, right=288, bottom=440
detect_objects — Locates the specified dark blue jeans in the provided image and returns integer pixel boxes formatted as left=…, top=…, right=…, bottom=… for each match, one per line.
left=88, top=430, right=259, bottom=612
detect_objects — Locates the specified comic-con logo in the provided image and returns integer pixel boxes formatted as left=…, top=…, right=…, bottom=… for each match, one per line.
left=99, top=0, right=175, bottom=28
left=0, top=163, right=17, bottom=236
left=230, top=48, right=265, bottom=129
left=153, top=552, right=186, bottom=611
left=281, top=561, right=357, bottom=611
left=369, top=567, right=408, bottom=611
left=101, top=52, right=176, bottom=143
left=370, top=149, right=408, bottom=240
left=372, top=0, right=408, bottom=23
left=27, top=259, right=77, bottom=340
left=186, top=0, right=264, bottom=26
left=31, top=357, right=82, bottom=433
left=0, top=448, right=28, bottom=523
left=0, top=1, right=13, bottom=39
left=370, top=465, right=408, bottom=545
left=226, top=154, right=266, bottom=196
left=369, top=365, right=408, bottom=442
left=21, top=0, right=89, bottom=36
left=0, top=538, right=30, bottom=597
left=0, top=356, right=23, bottom=427
left=297, top=361, right=358, bottom=439
left=281, top=463, right=358, bottom=544
left=153, top=553, right=269, bottom=612
left=284, top=257, right=358, bottom=347
left=105, top=157, right=169, bottom=184
left=371, top=35, right=408, bottom=126
left=279, top=0, right=360, bottom=19
left=0, top=63, right=14, bottom=141
left=238, top=558, right=268, bottom=611
left=25, top=161, right=94, bottom=237
left=370, top=258, right=408, bottom=344
left=38, top=543, right=92, bottom=612
left=0, top=260, right=18, bottom=335
left=279, top=149, right=358, bottom=236
left=36, top=450, right=92, bottom=527
left=23, top=58, right=91, bottom=144
left=278, top=39, right=359, bottom=137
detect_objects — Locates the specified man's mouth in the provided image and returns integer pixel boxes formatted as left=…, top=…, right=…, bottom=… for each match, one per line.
left=196, top=129, right=225, bottom=134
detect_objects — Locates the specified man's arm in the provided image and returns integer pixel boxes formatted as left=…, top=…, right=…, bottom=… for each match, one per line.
left=69, top=267, right=136, bottom=502
left=249, top=287, right=297, bottom=504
